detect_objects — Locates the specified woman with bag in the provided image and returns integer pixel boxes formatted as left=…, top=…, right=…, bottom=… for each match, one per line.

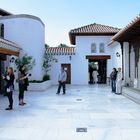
left=2, top=67, right=15, bottom=110
left=18, top=66, right=29, bottom=106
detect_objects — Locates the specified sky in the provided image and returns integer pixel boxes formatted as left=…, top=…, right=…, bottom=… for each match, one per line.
left=1, top=0, right=140, bottom=46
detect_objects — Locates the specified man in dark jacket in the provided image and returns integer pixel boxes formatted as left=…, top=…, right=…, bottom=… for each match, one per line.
left=56, top=67, right=67, bottom=95
left=110, top=68, right=117, bottom=93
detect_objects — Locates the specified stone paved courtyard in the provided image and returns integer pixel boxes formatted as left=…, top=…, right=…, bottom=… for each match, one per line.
left=0, top=85, right=140, bottom=140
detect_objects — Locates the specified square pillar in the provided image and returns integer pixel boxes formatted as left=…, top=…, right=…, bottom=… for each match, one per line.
left=133, top=45, right=139, bottom=88
left=123, top=42, right=129, bottom=83
left=138, top=50, right=140, bottom=89
left=130, top=47, right=135, bottom=80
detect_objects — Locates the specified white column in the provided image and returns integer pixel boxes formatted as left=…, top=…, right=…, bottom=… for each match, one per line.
left=138, top=50, right=140, bottom=89
left=130, top=47, right=135, bottom=81
left=123, top=42, right=129, bottom=83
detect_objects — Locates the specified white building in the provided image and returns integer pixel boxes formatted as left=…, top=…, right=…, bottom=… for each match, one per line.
left=0, top=9, right=45, bottom=93
left=109, top=15, right=140, bottom=90
left=47, top=23, right=120, bottom=85
left=0, top=9, right=45, bottom=81
left=48, top=17, right=140, bottom=93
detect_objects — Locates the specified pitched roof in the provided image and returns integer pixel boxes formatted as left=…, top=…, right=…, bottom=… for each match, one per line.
left=0, top=38, right=21, bottom=49
left=69, top=23, right=121, bottom=45
left=46, top=47, right=75, bottom=55
left=0, top=8, right=12, bottom=16
left=112, top=14, right=140, bottom=42
left=0, top=38, right=21, bottom=56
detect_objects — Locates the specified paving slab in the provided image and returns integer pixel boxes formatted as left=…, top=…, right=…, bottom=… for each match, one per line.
left=0, top=85, right=140, bottom=140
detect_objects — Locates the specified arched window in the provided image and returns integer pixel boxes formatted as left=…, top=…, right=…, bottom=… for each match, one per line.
left=91, top=43, right=96, bottom=53
left=99, top=43, right=105, bottom=53
left=1, top=24, right=4, bottom=38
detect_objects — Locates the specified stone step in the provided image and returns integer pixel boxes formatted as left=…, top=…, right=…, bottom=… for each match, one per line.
left=122, top=87, right=140, bottom=104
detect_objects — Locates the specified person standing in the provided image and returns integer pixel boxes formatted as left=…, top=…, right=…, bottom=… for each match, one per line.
left=2, top=67, right=15, bottom=110
left=116, top=68, right=122, bottom=95
left=18, top=66, right=28, bottom=106
left=56, top=67, right=67, bottom=95
left=3, top=67, right=8, bottom=96
left=110, top=68, right=117, bottom=93
left=92, top=69, right=98, bottom=84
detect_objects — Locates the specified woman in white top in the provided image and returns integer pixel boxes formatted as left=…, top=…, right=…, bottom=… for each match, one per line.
left=116, top=68, right=122, bottom=94
left=92, top=69, right=98, bottom=84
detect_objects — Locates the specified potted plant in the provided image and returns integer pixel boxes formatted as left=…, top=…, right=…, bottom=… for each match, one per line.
left=42, top=49, right=57, bottom=80
left=22, top=46, right=56, bottom=91
left=14, top=54, right=35, bottom=90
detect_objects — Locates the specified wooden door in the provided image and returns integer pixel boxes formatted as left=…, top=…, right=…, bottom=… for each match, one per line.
left=61, top=64, right=71, bottom=84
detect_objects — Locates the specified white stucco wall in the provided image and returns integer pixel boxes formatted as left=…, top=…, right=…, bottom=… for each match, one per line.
left=51, top=35, right=117, bottom=85
left=75, top=36, right=114, bottom=84
left=0, top=15, right=45, bottom=80
left=50, top=55, right=73, bottom=85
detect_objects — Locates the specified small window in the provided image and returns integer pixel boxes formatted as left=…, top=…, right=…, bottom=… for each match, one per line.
left=91, top=43, right=96, bottom=53
left=1, top=24, right=4, bottom=38
left=99, top=43, right=105, bottom=53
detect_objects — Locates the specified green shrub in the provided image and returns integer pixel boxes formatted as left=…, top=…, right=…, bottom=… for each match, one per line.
left=43, top=74, right=50, bottom=81
left=29, top=75, right=50, bottom=83
left=15, top=54, right=35, bottom=72
left=29, top=80, right=43, bottom=83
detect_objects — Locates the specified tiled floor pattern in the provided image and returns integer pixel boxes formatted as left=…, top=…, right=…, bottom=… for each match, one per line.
left=0, top=85, right=140, bottom=140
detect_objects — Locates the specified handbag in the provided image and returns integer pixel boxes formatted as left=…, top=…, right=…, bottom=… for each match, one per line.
left=6, top=88, right=11, bottom=93
left=6, top=85, right=14, bottom=93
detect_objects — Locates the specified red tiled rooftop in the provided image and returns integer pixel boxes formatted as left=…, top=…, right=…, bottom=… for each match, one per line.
left=0, top=38, right=21, bottom=49
left=112, top=14, right=140, bottom=42
left=69, top=23, right=120, bottom=45
left=46, top=47, right=75, bottom=55
left=0, top=8, right=12, bottom=16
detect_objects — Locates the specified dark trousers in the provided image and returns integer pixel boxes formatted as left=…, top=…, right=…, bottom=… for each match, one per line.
left=111, top=80, right=116, bottom=92
left=19, top=84, right=25, bottom=101
left=7, top=92, right=13, bottom=109
left=57, top=82, right=66, bottom=94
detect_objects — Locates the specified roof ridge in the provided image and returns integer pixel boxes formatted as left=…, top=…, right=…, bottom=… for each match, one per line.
left=112, top=13, right=140, bottom=41
left=96, top=23, right=120, bottom=30
left=46, top=47, right=75, bottom=49
left=46, top=47, right=75, bottom=55
left=70, top=23, right=120, bottom=32
left=69, top=23, right=121, bottom=45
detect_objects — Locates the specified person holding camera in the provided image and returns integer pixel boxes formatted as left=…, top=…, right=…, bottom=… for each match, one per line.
left=2, top=67, right=15, bottom=110
left=18, top=65, right=30, bottom=106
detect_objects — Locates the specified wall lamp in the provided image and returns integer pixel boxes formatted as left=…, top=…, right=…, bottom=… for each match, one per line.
left=69, top=55, right=72, bottom=61
left=116, top=52, right=120, bottom=57
left=10, top=57, right=15, bottom=63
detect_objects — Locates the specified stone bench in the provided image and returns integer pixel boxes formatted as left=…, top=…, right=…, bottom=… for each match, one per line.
left=122, top=87, right=140, bottom=104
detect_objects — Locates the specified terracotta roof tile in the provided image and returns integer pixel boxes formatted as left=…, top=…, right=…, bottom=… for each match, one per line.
left=46, top=47, right=75, bottom=55
left=69, top=23, right=121, bottom=45
left=112, top=14, right=140, bottom=41
left=70, top=23, right=120, bottom=34
left=0, top=8, right=12, bottom=16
